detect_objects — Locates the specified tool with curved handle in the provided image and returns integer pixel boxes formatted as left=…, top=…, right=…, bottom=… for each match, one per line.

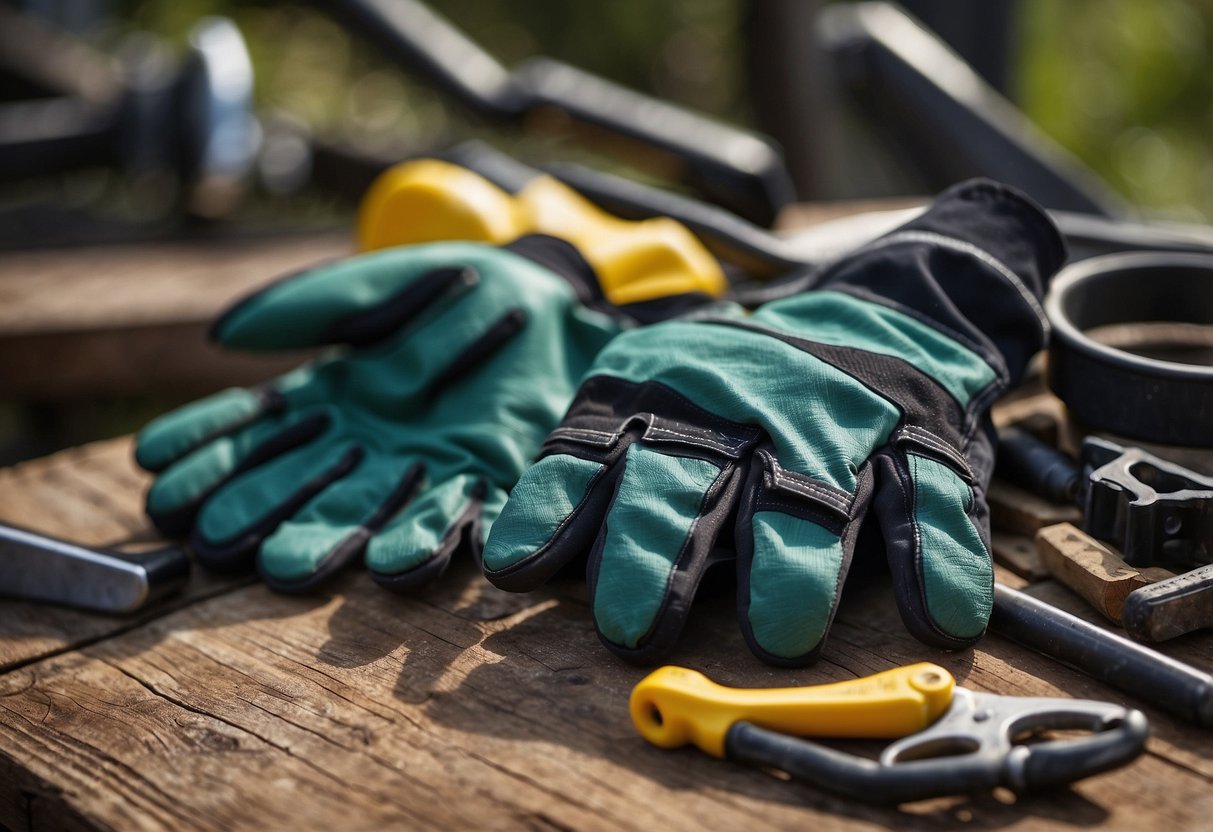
left=632, top=662, right=1149, bottom=802
left=630, top=663, right=954, bottom=758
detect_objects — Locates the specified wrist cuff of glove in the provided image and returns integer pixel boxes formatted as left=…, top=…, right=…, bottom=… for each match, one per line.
left=902, top=179, right=1067, bottom=302
left=816, top=179, right=1066, bottom=383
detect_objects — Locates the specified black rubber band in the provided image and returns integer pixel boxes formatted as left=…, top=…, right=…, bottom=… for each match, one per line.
left=1045, top=252, right=1213, bottom=447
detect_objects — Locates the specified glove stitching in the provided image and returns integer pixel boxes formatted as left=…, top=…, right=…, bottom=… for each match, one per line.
left=762, top=460, right=854, bottom=517
left=633, top=462, right=735, bottom=652
left=959, top=379, right=1009, bottom=446
left=823, top=286, right=1011, bottom=388
left=526, top=462, right=613, bottom=564
left=546, top=426, right=618, bottom=447
left=642, top=422, right=755, bottom=458
left=862, top=230, right=1049, bottom=338
left=891, top=448, right=935, bottom=639
left=893, top=425, right=972, bottom=479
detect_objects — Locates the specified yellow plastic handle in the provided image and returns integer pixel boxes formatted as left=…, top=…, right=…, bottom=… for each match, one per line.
left=629, top=663, right=955, bottom=759
left=356, top=158, right=727, bottom=304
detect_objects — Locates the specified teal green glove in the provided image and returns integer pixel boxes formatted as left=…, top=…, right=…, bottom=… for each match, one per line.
left=136, top=237, right=635, bottom=591
left=483, top=181, right=1066, bottom=666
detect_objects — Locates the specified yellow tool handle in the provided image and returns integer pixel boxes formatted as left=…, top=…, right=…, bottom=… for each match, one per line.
left=356, top=158, right=727, bottom=304
left=629, top=663, right=955, bottom=759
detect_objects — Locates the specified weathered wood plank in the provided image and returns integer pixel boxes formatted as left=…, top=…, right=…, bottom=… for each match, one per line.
left=0, top=233, right=347, bottom=399
left=2, top=426, right=1213, bottom=830
left=0, top=438, right=247, bottom=672
left=1, top=555, right=1211, bottom=832
left=0, top=233, right=351, bottom=335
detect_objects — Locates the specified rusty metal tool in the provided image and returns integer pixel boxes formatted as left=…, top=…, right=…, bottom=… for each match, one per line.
left=1122, top=563, right=1213, bottom=642
left=0, top=521, right=189, bottom=613
left=991, top=583, right=1213, bottom=728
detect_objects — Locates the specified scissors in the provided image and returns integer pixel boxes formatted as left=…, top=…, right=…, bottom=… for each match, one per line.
left=630, top=663, right=1148, bottom=803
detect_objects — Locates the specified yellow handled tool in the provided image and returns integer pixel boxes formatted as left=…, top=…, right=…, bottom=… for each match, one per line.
left=629, top=662, right=954, bottom=759
left=628, top=662, right=1148, bottom=803
left=357, top=158, right=728, bottom=305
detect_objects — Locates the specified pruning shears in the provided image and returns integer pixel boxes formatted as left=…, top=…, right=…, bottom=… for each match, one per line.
left=630, top=663, right=1148, bottom=803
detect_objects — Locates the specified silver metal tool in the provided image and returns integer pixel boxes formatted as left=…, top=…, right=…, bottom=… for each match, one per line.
left=992, top=583, right=1213, bottom=728
left=0, top=521, right=189, bottom=613
left=728, top=686, right=1147, bottom=803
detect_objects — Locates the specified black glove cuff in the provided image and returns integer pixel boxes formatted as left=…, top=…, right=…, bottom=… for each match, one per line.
left=902, top=178, right=1067, bottom=303
left=815, top=179, right=1066, bottom=385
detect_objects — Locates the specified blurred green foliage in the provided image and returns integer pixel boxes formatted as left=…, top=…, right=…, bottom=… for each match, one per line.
left=1018, top=0, right=1213, bottom=222
left=100, top=0, right=1213, bottom=223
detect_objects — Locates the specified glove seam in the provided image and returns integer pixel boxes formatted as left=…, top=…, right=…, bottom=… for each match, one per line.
left=867, top=230, right=1049, bottom=338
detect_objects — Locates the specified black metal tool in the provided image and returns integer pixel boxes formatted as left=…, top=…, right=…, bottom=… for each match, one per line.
left=0, top=11, right=258, bottom=217
left=322, top=0, right=796, bottom=226
left=817, top=1, right=1130, bottom=218
left=728, top=687, right=1147, bottom=803
left=539, top=159, right=1213, bottom=289
left=1046, top=252, right=1213, bottom=447
left=1122, top=563, right=1213, bottom=642
left=991, top=583, right=1213, bottom=728
left=996, top=426, right=1081, bottom=505
left=1080, top=436, right=1213, bottom=569
left=0, top=521, right=189, bottom=613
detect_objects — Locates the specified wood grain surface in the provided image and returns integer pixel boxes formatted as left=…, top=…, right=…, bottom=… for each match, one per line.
left=0, top=233, right=349, bottom=399
left=1, top=437, right=1211, bottom=830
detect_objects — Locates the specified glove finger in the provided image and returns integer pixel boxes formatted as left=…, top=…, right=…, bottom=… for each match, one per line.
left=257, top=459, right=425, bottom=592
left=344, top=299, right=528, bottom=405
left=190, top=437, right=362, bottom=572
left=482, top=453, right=615, bottom=590
left=874, top=450, right=993, bottom=647
left=144, top=408, right=328, bottom=538
left=590, top=443, right=737, bottom=663
left=367, top=474, right=499, bottom=591
left=737, top=510, right=847, bottom=665
left=213, top=243, right=486, bottom=349
left=735, top=450, right=874, bottom=666
left=136, top=387, right=276, bottom=472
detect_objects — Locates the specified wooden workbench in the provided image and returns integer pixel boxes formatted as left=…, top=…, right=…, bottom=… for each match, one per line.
left=2, top=220, right=1212, bottom=829
left=1, top=436, right=1211, bottom=830
left=0, top=231, right=349, bottom=401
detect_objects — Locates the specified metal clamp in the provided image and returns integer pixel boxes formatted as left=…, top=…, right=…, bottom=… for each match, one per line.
left=1080, top=436, right=1213, bottom=569
left=728, top=688, right=1147, bottom=804
left=630, top=663, right=1147, bottom=803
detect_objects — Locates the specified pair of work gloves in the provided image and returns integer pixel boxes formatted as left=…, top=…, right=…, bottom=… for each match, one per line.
left=136, top=160, right=1064, bottom=666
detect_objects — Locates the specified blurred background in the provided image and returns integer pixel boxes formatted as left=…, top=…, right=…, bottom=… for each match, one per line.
left=2, top=0, right=1213, bottom=462
left=5, top=0, right=1213, bottom=225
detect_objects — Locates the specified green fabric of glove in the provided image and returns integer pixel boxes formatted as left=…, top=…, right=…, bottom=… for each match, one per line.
left=482, top=180, right=1066, bottom=666
left=136, top=236, right=639, bottom=591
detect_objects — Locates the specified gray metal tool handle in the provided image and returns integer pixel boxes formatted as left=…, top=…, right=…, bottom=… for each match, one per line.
left=0, top=522, right=189, bottom=613
left=991, top=583, right=1213, bottom=728
left=1123, top=564, right=1213, bottom=642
